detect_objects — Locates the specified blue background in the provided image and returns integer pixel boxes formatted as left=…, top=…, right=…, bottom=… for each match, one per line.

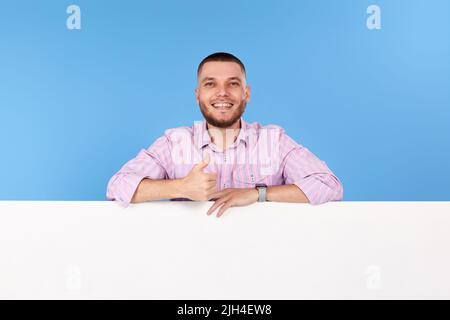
left=1, top=0, right=449, bottom=201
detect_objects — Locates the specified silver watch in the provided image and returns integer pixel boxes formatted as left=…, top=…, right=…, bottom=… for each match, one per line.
left=255, top=184, right=267, bottom=202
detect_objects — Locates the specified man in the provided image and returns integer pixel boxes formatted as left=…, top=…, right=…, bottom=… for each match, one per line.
left=106, top=52, right=343, bottom=217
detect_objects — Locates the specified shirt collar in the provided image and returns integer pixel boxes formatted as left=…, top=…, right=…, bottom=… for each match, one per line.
left=194, top=118, right=248, bottom=149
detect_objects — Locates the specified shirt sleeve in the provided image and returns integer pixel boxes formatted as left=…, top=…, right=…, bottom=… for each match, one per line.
left=106, top=135, right=172, bottom=207
left=280, top=133, right=344, bottom=205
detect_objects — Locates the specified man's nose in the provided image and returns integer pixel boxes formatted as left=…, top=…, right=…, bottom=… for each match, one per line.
left=215, top=84, right=229, bottom=96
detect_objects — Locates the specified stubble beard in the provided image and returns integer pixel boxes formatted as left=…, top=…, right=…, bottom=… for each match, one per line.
left=199, top=100, right=247, bottom=128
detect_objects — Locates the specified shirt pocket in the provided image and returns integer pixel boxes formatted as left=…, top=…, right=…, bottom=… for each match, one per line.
left=231, top=163, right=273, bottom=188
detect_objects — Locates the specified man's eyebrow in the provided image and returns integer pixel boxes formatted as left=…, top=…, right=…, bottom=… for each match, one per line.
left=200, top=76, right=243, bottom=83
left=201, top=77, right=215, bottom=83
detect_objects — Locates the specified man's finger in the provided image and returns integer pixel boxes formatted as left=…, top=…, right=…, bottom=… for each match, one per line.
left=194, top=153, right=210, bottom=171
left=203, top=152, right=210, bottom=164
left=207, top=200, right=223, bottom=215
left=217, top=201, right=232, bottom=218
left=207, top=196, right=230, bottom=215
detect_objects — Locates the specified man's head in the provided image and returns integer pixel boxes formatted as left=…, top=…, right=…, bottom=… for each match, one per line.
left=196, top=52, right=251, bottom=128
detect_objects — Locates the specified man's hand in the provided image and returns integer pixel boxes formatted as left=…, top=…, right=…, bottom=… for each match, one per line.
left=180, top=154, right=218, bottom=201
left=207, top=188, right=259, bottom=218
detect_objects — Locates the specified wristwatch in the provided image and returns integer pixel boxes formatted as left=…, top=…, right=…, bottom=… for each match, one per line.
left=255, top=183, right=267, bottom=202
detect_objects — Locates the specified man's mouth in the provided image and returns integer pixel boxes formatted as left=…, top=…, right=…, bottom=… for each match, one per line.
left=211, top=102, right=234, bottom=109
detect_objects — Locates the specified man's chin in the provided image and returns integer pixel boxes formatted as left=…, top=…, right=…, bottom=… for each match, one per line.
left=206, top=117, right=240, bottom=128
left=199, top=102, right=246, bottom=128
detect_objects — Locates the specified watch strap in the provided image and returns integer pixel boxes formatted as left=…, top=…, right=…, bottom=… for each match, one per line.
left=255, top=184, right=267, bottom=202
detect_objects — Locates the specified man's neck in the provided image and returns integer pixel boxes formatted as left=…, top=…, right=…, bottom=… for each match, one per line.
left=206, top=119, right=241, bottom=151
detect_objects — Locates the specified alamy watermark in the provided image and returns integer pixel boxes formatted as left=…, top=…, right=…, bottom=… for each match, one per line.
left=365, top=265, right=382, bottom=290
left=367, top=5, right=381, bottom=30
left=66, top=4, right=81, bottom=30
left=170, top=124, right=283, bottom=176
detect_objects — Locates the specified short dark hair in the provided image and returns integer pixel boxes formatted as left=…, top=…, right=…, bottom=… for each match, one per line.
left=197, top=52, right=246, bottom=77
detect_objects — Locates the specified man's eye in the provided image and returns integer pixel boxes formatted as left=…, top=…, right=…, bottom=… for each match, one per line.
left=230, top=82, right=240, bottom=86
left=204, top=82, right=213, bottom=87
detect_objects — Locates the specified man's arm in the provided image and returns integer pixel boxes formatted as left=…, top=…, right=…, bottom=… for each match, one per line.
left=280, top=132, right=343, bottom=205
left=282, top=147, right=343, bottom=205
left=206, top=132, right=343, bottom=216
left=131, top=178, right=185, bottom=203
left=266, top=184, right=309, bottom=203
left=106, top=136, right=173, bottom=207
left=131, top=154, right=217, bottom=203
left=206, top=184, right=309, bottom=218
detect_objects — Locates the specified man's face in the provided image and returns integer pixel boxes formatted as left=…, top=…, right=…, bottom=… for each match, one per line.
left=196, top=61, right=251, bottom=128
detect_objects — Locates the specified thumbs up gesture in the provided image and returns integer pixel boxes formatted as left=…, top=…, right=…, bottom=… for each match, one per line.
left=180, top=153, right=218, bottom=201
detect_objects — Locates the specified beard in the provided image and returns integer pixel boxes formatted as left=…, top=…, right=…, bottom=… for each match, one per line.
left=199, top=99, right=247, bottom=128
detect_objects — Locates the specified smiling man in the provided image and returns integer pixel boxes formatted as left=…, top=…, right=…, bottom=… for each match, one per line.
left=106, top=52, right=343, bottom=217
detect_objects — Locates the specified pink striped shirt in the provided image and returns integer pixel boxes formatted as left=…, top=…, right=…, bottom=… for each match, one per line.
left=106, top=118, right=343, bottom=207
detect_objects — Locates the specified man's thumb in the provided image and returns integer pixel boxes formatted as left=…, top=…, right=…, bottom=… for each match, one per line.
left=195, top=153, right=210, bottom=170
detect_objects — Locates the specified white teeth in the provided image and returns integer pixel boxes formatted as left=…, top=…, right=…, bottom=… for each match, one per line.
left=212, top=103, right=233, bottom=108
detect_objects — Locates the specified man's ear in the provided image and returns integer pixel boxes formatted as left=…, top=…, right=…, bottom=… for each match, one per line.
left=195, top=87, right=199, bottom=103
left=244, top=85, right=251, bottom=102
